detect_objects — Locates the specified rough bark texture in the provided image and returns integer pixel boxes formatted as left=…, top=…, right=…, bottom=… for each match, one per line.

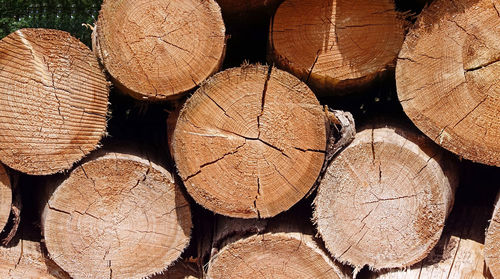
left=485, top=192, right=500, bottom=278
left=206, top=214, right=350, bottom=279
left=0, top=28, right=109, bottom=175
left=172, top=64, right=327, bottom=218
left=314, top=123, right=458, bottom=270
left=269, top=0, right=405, bottom=94
left=369, top=205, right=494, bottom=279
left=42, top=152, right=192, bottom=279
left=93, top=0, right=226, bottom=101
left=0, top=239, right=69, bottom=279
left=396, top=0, right=500, bottom=166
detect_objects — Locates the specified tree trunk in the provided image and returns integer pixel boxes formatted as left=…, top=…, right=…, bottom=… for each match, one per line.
left=0, top=239, right=69, bottom=279
left=93, top=0, right=226, bottom=101
left=485, top=192, right=500, bottom=278
left=268, top=0, right=405, bottom=94
left=396, top=0, right=500, bottom=166
left=41, top=151, right=192, bottom=279
left=171, top=64, right=328, bottom=218
left=206, top=213, right=350, bottom=279
left=0, top=28, right=109, bottom=175
left=314, top=123, right=459, bottom=270
left=368, top=204, right=494, bottom=279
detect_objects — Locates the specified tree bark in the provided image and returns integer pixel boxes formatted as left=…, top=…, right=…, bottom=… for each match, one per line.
left=206, top=213, right=350, bottom=279
left=314, top=123, right=459, bottom=270
left=368, top=204, right=494, bottom=279
left=269, top=0, right=405, bottom=94
left=171, top=64, right=328, bottom=218
left=396, top=0, right=500, bottom=166
left=41, top=151, right=192, bottom=279
left=485, top=192, right=500, bottom=278
left=93, top=0, right=226, bottom=101
left=0, top=28, right=109, bottom=175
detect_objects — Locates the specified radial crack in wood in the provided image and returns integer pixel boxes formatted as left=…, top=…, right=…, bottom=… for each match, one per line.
left=172, top=64, right=327, bottom=218
left=42, top=152, right=192, bottom=279
left=396, top=0, right=500, bottom=166
left=0, top=28, right=109, bottom=175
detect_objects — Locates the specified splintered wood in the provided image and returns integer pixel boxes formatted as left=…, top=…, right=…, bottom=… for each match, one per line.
left=93, top=0, right=226, bottom=100
left=172, top=65, right=327, bottom=218
left=396, top=0, right=500, bottom=166
left=0, top=28, right=109, bottom=175
left=42, top=152, right=192, bottom=279
left=269, top=0, right=404, bottom=92
left=314, top=125, right=458, bottom=270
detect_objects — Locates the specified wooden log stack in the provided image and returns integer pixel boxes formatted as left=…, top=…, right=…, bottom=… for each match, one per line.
left=0, top=0, right=498, bottom=278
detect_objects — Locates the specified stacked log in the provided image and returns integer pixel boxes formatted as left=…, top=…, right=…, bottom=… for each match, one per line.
left=485, top=193, right=500, bottom=278
left=171, top=64, right=327, bottom=218
left=396, top=0, right=500, bottom=166
left=0, top=28, right=109, bottom=175
left=41, top=152, right=192, bottom=279
left=93, top=0, right=226, bottom=101
left=269, top=0, right=405, bottom=93
left=314, top=123, right=458, bottom=270
left=206, top=214, right=349, bottom=279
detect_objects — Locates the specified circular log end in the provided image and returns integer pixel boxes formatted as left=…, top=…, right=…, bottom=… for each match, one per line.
left=0, top=28, right=109, bottom=175
left=396, top=0, right=500, bottom=166
left=314, top=126, right=457, bottom=270
left=172, top=65, right=326, bottom=218
left=43, top=153, right=192, bottom=279
left=95, top=0, right=226, bottom=100
left=270, top=0, right=404, bottom=92
left=207, top=232, right=347, bottom=278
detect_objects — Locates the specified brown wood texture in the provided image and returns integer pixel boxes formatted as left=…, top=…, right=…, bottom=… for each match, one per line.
left=314, top=124, right=458, bottom=270
left=206, top=214, right=350, bottom=279
left=396, top=0, right=500, bottom=166
left=0, top=239, right=69, bottom=279
left=42, top=152, right=192, bottom=279
left=0, top=164, right=11, bottom=236
left=368, top=205, right=493, bottom=279
left=172, top=64, right=327, bottom=218
left=0, top=28, right=109, bottom=175
left=93, top=0, right=226, bottom=101
left=269, top=0, right=404, bottom=93
left=485, top=192, right=500, bottom=278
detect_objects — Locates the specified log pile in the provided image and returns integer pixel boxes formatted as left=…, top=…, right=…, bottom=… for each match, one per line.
left=0, top=0, right=498, bottom=278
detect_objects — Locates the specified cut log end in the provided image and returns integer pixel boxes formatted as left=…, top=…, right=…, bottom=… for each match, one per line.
left=207, top=232, right=347, bottom=279
left=269, top=0, right=404, bottom=93
left=0, top=28, right=109, bottom=175
left=172, top=65, right=326, bottom=218
left=396, top=0, right=500, bottom=166
left=43, top=153, right=192, bottom=279
left=485, top=193, right=500, bottom=278
left=314, top=125, right=458, bottom=270
left=94, top=0, right=226, bottom=100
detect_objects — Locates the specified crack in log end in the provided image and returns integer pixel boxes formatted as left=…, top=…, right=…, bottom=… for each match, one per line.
left=257, top=66, right=273, bottom=137
left=371, top=127, right=376, bottom=164
left=253, top=177, right=261, bottom=219
left=294, top=147, right=326, bottom=153
left=452, top=97, right=488, bottom=129
left=464, top=58, right=500, bottom=72
left=202, top=91, right=234, bottom=120
left=305, top=50, right=320, bottom=84
left=184, top=142, right=247, bottom=181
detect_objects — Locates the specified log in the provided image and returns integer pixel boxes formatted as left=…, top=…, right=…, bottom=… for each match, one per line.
left=314, top=123, right=458, bottom=270
left=368, top=204, right=493, bottom=279
left=206, top=214, right=350, bottom=278
left=0, top=239, right=69, bottom=279
left=396, top=0, right=500, bottom=166
left=42, top=152, right=192, bottom=279
left=171, top=64, right=327, bottom=218
left=93, top=0, right=226, bottom=101
left=0, top=28, right=109, bottom=175
left=269, top=0, right=405, bottom=93
left=485, top=192, right=500, bottom=278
